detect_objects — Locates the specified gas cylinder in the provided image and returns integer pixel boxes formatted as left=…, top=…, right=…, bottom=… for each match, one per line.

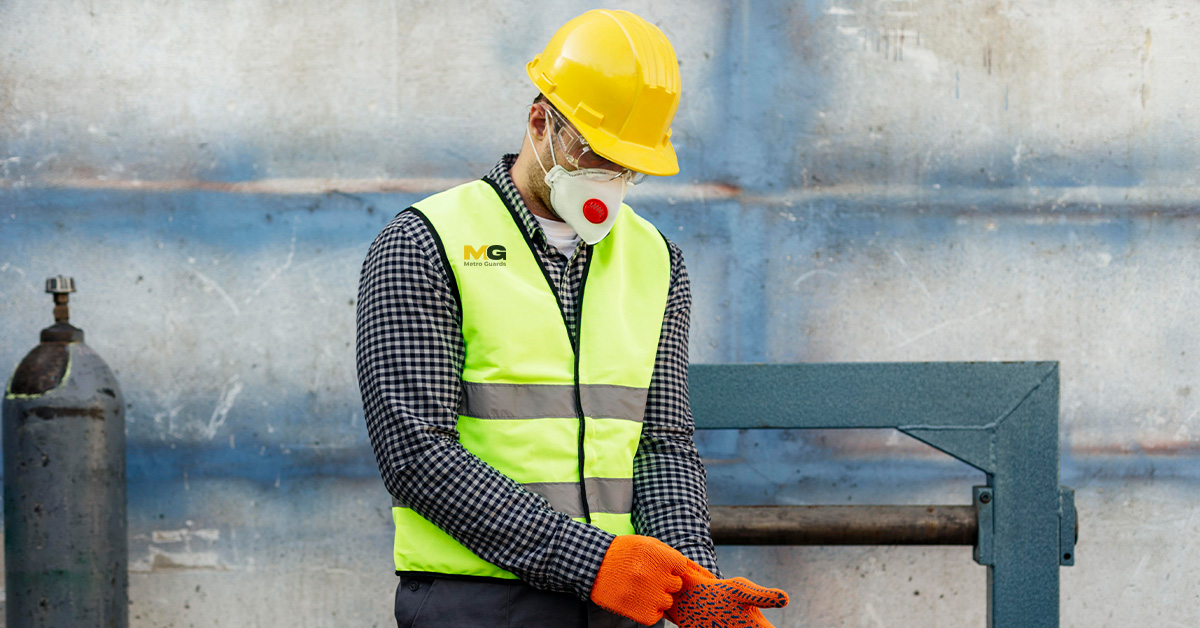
left=3, top=276, right=128, bottom=628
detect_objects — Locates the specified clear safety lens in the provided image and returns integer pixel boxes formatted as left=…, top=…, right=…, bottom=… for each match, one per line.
left=544, top=106, right=646, bottom=185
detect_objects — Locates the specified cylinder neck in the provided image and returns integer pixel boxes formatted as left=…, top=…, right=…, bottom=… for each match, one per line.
left=54, top=293, right=71, bottom=324
left=42, top=286, right=83, bottom=343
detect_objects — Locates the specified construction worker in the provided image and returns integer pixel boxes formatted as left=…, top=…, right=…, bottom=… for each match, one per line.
left=356, top=9, right=789, bottom=627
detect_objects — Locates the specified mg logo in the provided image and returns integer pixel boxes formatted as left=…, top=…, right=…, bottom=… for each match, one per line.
left=464, top=245, right=507, bottom=266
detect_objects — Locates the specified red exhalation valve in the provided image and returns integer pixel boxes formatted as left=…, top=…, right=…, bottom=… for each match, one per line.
left=583, top=199, right=608, bottom=224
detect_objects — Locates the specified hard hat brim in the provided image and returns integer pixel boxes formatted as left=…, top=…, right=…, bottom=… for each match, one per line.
left=578, top=122, right=680, bottom=178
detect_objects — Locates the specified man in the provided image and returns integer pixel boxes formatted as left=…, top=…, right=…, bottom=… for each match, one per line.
left=357, top=9, right=788, bottom=627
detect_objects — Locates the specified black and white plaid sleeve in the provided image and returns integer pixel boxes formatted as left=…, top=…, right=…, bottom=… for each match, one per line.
left=632, top=243, right=723, bottom=578
left=355, top=210, right=614, bottom=600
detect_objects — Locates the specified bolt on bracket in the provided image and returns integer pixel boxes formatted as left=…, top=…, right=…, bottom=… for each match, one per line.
left=973, top=485, right=994, bottom=566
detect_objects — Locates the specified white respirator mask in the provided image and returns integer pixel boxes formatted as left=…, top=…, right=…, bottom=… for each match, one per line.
left=528, top=107, right=642, bottom=244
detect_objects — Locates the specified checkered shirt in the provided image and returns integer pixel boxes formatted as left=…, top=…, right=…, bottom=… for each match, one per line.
left=356, top=155, right=720, bottom=600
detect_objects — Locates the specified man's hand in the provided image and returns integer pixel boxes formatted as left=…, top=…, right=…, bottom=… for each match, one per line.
left=590, top=535, right=688, bottom=625
left=590, top=535, right=789, bottom=627
left=666, top=562, right=789, bottom=628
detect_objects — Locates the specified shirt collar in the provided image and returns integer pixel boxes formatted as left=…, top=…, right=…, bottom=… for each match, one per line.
left=484, top=154, right=545, bottom=246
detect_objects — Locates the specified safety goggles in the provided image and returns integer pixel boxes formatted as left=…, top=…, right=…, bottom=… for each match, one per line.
left=540, top=104, right=647, bottom=185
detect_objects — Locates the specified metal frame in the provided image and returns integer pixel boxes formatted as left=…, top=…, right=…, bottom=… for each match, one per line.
left=689, top=362, right=1075, bottom=628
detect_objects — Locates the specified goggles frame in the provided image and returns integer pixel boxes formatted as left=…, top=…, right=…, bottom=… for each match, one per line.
left=539, top=104, right=646, bottom=185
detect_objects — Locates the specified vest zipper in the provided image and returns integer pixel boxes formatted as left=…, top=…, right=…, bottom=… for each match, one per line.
left=573, top=248, right=594, bottom=524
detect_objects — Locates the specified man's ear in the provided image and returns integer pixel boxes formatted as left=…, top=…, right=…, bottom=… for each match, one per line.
left=528, top=105, right=550, bottom=142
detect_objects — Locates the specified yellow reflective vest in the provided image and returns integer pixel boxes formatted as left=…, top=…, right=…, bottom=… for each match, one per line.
left=391, top=179, right=671, bottom=578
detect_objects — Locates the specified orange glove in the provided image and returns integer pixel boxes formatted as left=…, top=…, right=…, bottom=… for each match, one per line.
left=666, top=562, right=789, bottom=628
left=590, top=535, right=689, bottom=625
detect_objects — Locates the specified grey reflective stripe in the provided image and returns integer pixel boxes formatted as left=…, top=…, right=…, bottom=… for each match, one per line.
left=524, top=478, right=634, bottom=518
left=391, top=479, right=632, bottom=517
left=460, top=382, right=575, bottom=420
left=460, top=382, right=647, bottom=423
left=581, top=385, right=649, bottom=425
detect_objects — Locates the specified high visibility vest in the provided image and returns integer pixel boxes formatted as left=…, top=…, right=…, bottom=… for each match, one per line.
left=390, top=179, right=671, bottom=578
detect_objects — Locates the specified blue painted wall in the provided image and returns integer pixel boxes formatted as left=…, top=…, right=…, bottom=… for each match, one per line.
left=3, top=1, right=1199, bottom=626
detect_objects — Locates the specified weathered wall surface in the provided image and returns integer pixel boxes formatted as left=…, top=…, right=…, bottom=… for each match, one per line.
left=2, top=1, right=1198, bottom=626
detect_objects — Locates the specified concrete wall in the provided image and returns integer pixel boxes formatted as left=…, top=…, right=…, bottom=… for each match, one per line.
left=2, top=1, right=1198, bottom=626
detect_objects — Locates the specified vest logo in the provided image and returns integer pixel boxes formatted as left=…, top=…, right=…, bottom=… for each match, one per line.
left=464, top=245, right=507, bottom=267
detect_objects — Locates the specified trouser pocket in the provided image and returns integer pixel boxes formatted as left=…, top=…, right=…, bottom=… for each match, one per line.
left=394, top=576, right=434, bottom=628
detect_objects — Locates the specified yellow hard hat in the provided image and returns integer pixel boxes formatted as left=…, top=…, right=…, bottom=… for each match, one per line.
left=526, top=10, right=682, bottom=177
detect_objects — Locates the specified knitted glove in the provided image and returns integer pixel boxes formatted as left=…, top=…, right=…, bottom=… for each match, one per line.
left=666, top=562, right=789, bottom=628
left=590, top=535, right=689, bottom=625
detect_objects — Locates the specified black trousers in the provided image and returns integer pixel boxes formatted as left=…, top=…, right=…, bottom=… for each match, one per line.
left=395, top=575, right=665, bottom=628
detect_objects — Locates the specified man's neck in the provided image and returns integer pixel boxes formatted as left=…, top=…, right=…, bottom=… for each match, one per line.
left=510, top=150, right=561, bottom=222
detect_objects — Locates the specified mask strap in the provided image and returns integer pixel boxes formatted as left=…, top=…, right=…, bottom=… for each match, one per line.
left=527, top=104, right=557, bottom=176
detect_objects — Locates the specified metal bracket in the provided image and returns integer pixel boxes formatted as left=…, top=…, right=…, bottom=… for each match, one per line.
left=1059, top=487, right=1076, bottom=566
left=973, top=485, right=994, bottom=566
left=689, top=362, right=1076, bottom=628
